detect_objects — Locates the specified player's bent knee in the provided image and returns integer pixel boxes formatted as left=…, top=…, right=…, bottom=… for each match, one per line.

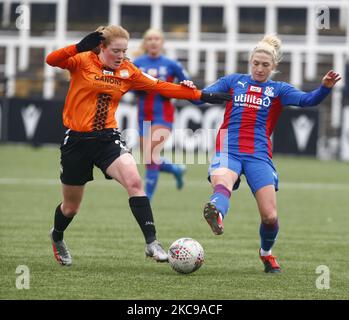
left=261, top=213, right=278, bottom=225
left=125, top=176, right=143, bottom=195
left=61, top=204, right=79, bottom=217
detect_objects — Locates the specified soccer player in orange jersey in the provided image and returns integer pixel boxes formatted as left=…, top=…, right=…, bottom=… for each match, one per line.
left=45, top=25, right=230, bottom=266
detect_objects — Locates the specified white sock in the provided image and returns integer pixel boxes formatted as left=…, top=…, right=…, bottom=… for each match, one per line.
left=260, top=248, right=272, bottom=257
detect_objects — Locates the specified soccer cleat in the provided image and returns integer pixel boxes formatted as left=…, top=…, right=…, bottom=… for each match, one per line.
left=173, top=165, right=186, bottom=190
left=49, top=228, right=72, bottom=266
left=145, top=240, right=168, bottom=262
left=259, top=250, right=281, bottom=273
left=203, top=203, right=224, bottom=235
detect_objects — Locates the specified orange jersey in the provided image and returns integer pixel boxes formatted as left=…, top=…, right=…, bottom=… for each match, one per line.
left=46, top=45, right=202, bottom=132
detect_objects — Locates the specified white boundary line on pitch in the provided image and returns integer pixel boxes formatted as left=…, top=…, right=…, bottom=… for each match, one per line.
left=0, top=178, right=348, bottom=190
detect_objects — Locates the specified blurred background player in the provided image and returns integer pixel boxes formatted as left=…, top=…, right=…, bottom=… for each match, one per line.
left=45, top=25, right=231, bottom=266
left=133, top=29, right=189, bottom=201
left=194, top=34, right=341, bottom=273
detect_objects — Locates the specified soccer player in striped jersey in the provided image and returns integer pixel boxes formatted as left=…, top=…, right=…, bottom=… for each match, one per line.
left=133, top=29, right=189, bottom=200
left=196, top=34, right=341, bottom=273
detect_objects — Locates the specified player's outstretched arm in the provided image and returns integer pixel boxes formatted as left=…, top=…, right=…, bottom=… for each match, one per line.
left=299, top=70, right=341, bottom=107
left=200, top=92, right=232, bottom=104
left=130, top=71, right=231, bottom=104
left=281, top=70, right=342, bottom=108
left=180, top=79, right=231, bottom=104
left=321, top=70, right=341, bottom=88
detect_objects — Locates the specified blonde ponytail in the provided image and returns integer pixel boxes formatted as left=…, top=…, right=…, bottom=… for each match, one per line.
left=250, top=33, right=282, bottom=65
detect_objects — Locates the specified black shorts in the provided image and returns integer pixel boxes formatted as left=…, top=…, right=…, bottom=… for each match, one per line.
left=60, top=128, right=130, bottom=186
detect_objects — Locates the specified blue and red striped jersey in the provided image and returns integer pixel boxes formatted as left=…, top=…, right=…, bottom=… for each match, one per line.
left=203, top=73, right=331, bottom=158
left=134, top=54, right=189, bottom=124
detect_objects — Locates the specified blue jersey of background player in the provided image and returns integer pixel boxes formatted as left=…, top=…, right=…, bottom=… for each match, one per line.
left=133, top=29, right=189, bottom=201
left=134, top=53, right=189, bottom=132
left=193, top=34, right=341, bottom=273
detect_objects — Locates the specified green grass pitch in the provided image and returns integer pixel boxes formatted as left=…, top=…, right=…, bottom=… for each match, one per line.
left=0, top=144, right=348, bottom=299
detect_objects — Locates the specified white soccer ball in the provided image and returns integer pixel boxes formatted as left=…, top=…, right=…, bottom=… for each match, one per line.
left=168, top=238, right=204, bottom=274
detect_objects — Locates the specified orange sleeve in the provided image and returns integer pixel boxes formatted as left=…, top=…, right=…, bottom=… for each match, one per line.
left=129, top=69, right=202, bottom=100
left=45, top=44, right=80, bottom=71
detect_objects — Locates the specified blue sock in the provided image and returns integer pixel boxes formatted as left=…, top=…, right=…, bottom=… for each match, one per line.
left=209, top=184, right=231, bottom=218
left=145, top=164, right=160, bottom=200
left=259, top=219, right=279, bottom=251
left=159, top=157, right=177, bottom=174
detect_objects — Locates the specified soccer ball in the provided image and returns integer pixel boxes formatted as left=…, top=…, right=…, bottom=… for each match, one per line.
left=168, top=238, right=204, bottom=274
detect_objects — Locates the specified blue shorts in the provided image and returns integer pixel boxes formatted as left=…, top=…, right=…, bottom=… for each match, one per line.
left=208, top=152, right=279, bottom=194
left=138, top=120, right=173, bottom=137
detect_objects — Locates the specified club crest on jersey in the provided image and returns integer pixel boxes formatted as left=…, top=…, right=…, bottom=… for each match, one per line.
left=119, top=69, right=130, bottom=78
left=265, top=86, right=275, bottom=97
left=103, top=69, right=114, bottom=76
left=250, top=86, right=262, bottom=93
